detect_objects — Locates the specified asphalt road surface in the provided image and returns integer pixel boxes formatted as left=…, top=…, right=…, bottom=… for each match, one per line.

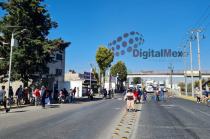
left=0, top=98, right=125, bottom=139
left=134, top=97, right=210, bottom=139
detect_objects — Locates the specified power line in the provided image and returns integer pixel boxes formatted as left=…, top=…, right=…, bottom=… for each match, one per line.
left=193, top=5, right=210, bottom=29
left=179, top=4, right=210, bottom=49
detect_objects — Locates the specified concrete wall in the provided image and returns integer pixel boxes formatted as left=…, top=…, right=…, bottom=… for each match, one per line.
left=0, top=81, right=23, bottom=97
left=104, top=82, right=116, bottom=90
left=47, top=50, right=65, bottom=82
left=69, top=80, right=83, bottom=98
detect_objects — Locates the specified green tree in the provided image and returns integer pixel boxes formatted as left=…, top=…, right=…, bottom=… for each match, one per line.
left=133, top=77, right=141, bottom=85
left=178, top=82, right=185, bottom=92
left=96, top=46, right=114, bottom=87
left=110, top=61, right=127, bottom=91
left=92, top=68, right=99, bottom=85
left=0, top=0, right=70, bottom=86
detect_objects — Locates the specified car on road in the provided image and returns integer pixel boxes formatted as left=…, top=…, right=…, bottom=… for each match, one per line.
left=146, top=85, right=154, bottom=93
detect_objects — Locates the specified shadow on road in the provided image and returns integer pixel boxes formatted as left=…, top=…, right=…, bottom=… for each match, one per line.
left=8, top=110, right=29, bottom=113
left=135, top=109, right=141, bottom=112
left=70, top=97, right=103, bottom=104
left=46, top=104, right=60, bottom=108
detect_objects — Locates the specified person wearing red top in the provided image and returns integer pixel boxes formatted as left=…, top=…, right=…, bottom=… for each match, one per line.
left=133, top=89, right=139, bottom=104
left=33, top=88, right=40, bottom=106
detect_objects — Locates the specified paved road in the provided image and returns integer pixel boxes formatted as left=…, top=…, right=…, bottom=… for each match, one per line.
left=0, top=98, right=125, bottom=139
left=134, top=97, right=210, bottom=139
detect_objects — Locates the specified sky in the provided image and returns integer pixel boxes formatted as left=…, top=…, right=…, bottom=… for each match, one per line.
left=1, top=0, right=210, bottom=73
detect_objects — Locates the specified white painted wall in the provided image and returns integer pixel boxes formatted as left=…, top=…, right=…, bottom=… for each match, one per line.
left=69, top=80, right=83, bottom=98
left=104, top=82, right=116, bottom=90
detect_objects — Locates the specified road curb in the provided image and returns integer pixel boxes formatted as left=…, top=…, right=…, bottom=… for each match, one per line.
left=178, top=95, right=196, bottom=102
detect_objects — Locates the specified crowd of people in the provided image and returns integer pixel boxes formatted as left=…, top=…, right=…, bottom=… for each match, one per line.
left=0, top=85, right=81, bottom=112
left=124, top=87, right=166, bottom=112
left=196, top=89, right=210, bottom=104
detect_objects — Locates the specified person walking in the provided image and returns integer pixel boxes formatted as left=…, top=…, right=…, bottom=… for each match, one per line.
left=33, top=87, right=41, bottom=106
left=137, top=88, right=142, bottom=103
left=103, top=88, right=107, bottom=99
left=63, top=88, right=68, bottom=102
left=40, top=86, right=46, bottom=108
left=124, top=89, right=135, bottom=112
left=155, top=89, right=160, bottom=102
left=23, top=87, right=29, bottom=104
left=16, top=85, right=23, bottom=107
left=0, top=86, right=10, bottom=113
left=8, top=86, right=14, bottom=107
left=89, top=89, right=94, bottom=100
left=133, top=88, right=139, bottom=104
left=142, top=87, right=147, bottom=102
left=72, top=87, right=76, bottom=103
left=69, top=89, right=73, bottom=103
left=0, top=86, right=3, bottom=105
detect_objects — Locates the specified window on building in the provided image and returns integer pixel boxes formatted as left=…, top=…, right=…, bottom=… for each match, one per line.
left=56, top=69, right=62, bottom=76
left=56, top=54, right=62, bottom=60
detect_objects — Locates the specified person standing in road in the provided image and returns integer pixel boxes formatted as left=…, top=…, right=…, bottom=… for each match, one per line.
left=142, top=87, right=147, bottom=102
left=0, top=86, right=10, bottom=113
left=133, top=88, right=139, bottom=104
left=155, top=89, right=160, bottom=102
left=137, top=88, right=142, bottom=103
left=160, top=88, right=164, bottom=101
left=124, top=89, right=135, bottom=112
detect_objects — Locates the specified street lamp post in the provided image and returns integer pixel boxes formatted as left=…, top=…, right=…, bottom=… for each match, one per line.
left=6, top=29, right=27, bottom=97
left=90, top=67, right=92, bottom=90
left=8, top=33, right=15, bottom=94
left=1, top=26, right=28, bottom=97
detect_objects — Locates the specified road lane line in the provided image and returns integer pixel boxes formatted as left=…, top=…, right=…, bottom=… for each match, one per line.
left=197, top=110, right=210, bottom=116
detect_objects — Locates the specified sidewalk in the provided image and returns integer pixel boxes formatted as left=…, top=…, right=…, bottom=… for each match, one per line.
left=0, top=95, right=103, bottom=112
left=0, top=104, right=31, bottom=112
left=178, top=95, right=196, bottom=102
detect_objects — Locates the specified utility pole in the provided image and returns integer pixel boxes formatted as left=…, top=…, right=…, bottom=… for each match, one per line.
left=168, top=63, right=174, bottom=94
left=189, top=39, right=194, bottom=97
left=8, top=33, right=14, bottom=97
left=184, top=46, right=188, bottom=96
left=90, top=64, right=93, bottom=91
left=195, top=29, right=203, bottom=97
left=116, top=73, right=119, bottom=93
left=108, top=70, right=111, bottom=91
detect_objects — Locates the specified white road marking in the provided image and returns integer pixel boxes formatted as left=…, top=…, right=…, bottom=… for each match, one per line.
left=197, top=110, right=210, bottom=117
